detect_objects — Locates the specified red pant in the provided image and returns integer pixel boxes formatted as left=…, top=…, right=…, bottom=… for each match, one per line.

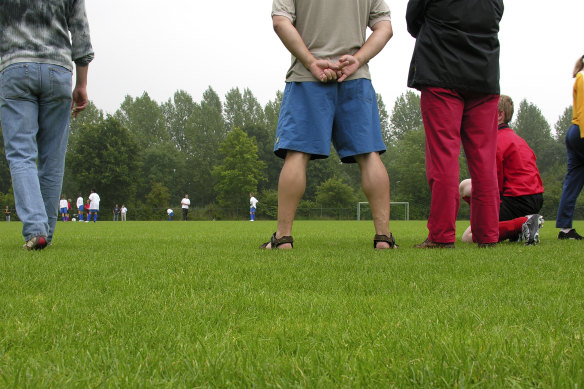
left=421, top=88, right=499, bottom=244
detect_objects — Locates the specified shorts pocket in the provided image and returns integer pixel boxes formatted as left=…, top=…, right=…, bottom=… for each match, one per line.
left=1, top=64, right=30, bottom=99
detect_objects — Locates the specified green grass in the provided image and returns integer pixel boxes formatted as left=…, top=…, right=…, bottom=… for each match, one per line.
left=1, top=219, right=583, bottom=387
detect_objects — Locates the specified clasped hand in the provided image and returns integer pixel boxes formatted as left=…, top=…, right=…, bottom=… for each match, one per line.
left=309, top=55, right=360, bottom=83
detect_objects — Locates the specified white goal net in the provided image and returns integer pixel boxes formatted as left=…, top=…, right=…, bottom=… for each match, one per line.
left=357, top=202, right=410, bottom=221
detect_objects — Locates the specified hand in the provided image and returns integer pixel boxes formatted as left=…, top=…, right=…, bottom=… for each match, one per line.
left=71, top=86, right=88, bottom=118
left=309, top=60, right=339, bottom=83
left=336, top=55, right=361, bottom=82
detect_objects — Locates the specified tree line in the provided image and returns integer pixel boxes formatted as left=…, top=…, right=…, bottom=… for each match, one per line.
left=0, top=87, right=581, bottom=221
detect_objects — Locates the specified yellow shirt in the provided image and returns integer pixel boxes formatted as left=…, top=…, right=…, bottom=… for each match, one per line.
left=573, top=71, right=584, bottom=137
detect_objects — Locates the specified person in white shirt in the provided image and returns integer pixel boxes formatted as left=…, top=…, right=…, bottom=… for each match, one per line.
left=167, top=208, right=174, bottom=221
left=59, top=195, right=68, bottom=222
left=76, top=193, right=84, bottom=221
left=181, top=194, right=191, bottom=221
left=120, top=204, right=127, bottom=221
left=249, top=193, right=259, bottom=221
left=86, top=189, right=100, bottom=223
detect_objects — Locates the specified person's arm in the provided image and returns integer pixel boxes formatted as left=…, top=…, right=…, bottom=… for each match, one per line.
left=336, top=20, right=393, bottom=82
left=272, top=15, right=338, bottom=82
left=405, top=0, right=427, bottom=38
left=72, top=64, right=88, bottom=117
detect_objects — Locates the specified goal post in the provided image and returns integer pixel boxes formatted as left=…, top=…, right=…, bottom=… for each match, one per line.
left=357, top=201, right=410, bottom=221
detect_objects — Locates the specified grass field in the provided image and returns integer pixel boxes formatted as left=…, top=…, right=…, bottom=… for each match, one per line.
left=1, top=219, right=583, bottom=387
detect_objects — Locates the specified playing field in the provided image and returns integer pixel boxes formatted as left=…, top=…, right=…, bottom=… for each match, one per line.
left=1, top=220, right=583, bottom=387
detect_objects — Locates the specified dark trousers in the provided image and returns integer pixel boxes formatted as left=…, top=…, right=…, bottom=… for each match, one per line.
left=556, top=124, right=584, bottom=228
left=182, top=208, right=188, bottom=221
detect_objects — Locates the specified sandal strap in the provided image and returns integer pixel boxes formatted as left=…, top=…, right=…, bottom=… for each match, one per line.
left=374, top=233, right=398, bottom=249
left=260, top=232, right=294, bottom=249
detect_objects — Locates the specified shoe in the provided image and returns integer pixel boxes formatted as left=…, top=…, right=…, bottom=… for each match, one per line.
left=23, top=236, right=48, bottom=251
left=414, top=238, right=455, bottom=249
left=558, top=229, right=583, bottom=240
left=478, top=242, right=497, bottom=248
left=521, top=214, right=544, bottom=245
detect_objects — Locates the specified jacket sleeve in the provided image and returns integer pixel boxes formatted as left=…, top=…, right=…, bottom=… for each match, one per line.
left=406, top=0, right=427, bottom=38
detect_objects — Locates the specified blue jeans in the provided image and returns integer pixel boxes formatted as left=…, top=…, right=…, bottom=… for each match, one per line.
left=556, top=124, right=584, bottom=228
left=0, top=63, right=72, bottom=243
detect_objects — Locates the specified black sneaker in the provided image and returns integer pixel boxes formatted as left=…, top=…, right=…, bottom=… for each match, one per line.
left=23, top=236, right=48, bottom=251
left=558, top=229, right=583, bottom=240
left=521, top=214, right=544, bottom=245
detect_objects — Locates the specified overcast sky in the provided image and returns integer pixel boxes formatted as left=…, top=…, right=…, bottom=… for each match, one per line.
left=85, top=1, right=583, bottom=130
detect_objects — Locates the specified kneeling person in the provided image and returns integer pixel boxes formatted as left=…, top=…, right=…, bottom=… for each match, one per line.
left=460, top=95, right=544, bottom=245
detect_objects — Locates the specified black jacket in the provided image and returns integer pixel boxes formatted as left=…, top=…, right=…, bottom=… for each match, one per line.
left=406, top=0, right=504, bottom=94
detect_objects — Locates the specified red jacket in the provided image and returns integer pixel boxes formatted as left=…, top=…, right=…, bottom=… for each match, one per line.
left=497, top=124, right=544, bottom=197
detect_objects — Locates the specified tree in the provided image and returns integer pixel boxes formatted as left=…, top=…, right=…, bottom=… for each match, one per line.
left=223, top=87, right=245, bottom=130
left=315, top=177, right=356, bottom=208
left=67, top=116, right=140, bottom=209
left=387, top=129, right=431, bottom=219
left=145, top=181, right=171, bottom=209
left=115, top=92, right=168, bottom=150
left=138, top=143, right=185, bottom=203
left=212, top=128, right=266, bottom=209
left=264, top=90, right=283, bottom=133
left=513, top=99, right=562, bottom=174
left=554, top=106, right=573, bottom=144
left=389, top=90, right=423, bottom=144
left=161, top=90, right=198, bottom=152
left=377, top=93, right=391, bottom=145
left=224, top=87, right=266, bottom=130
left=187, top=87, right=227, bottom=204
left=243, top=124, right=280, bottom=193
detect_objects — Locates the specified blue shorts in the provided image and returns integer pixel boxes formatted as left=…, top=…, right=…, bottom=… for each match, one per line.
left=89, top=209, right=98, bottom=213
left=274, top=79, right=386, bottom=163
left=250, top=207, right=256, bottom=213
left=60, top=207, right=67, bottom=214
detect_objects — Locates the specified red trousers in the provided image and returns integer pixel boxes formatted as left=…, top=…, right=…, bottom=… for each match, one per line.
left=421, top=88, right=500, bottom=244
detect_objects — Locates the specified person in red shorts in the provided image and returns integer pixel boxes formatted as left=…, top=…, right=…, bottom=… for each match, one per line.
left=460, top=95, right=544, bottom=245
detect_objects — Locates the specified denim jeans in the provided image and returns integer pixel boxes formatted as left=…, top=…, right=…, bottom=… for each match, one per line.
left=0, top=63, right=72, bottom=243
left=556, top=124, right=584, bottom=228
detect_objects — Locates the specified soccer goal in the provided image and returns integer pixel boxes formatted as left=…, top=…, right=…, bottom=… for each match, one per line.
left=356, top=201, right=410, bottom=221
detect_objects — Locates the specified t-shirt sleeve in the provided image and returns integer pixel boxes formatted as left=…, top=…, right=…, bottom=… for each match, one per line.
left=369, top=0, right=391, bottom=28
left=272, top=0, right=295, bottom=23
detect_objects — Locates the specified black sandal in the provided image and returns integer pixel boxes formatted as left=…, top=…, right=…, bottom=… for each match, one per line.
left=374, top=233, right=398, bottom=249
left=260, top=232, right=294, bottom=249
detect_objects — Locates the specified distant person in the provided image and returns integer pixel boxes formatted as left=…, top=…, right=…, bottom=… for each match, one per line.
left=0, top=0, right=94, bottom=250
left=249, top=192, right=258, bottom=221
left=5, top=206, right=11, bottom=222
left=120, top=204, right=128, bottom=221
left=459, top=95, right=544, bottom=245
left=556, top=55, right=584, bottom=240
left=181, top=194, right=190, bottom=221
left=59, top=195, right=68, bottom=222
left=86, top=189, right=100, bottom=223
left=262, top=0, right=397, bottom=250
left=84, top=199, right=90, bottom=221
left=167, top=208, right=174, bottom=222
left=76, top=193, right=84, bottom=221
left=113, top=204, right=120, bottom=221
left=407, top=0, right=504, bottom=248
left=67, top=198, right=72, bottom=221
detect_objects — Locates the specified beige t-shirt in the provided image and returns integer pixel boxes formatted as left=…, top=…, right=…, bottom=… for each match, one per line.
left=272, top=0, right=391, bottom=82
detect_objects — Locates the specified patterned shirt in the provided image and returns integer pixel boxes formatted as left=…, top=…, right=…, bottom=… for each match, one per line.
left=0, top=0, right=94, bottom=71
